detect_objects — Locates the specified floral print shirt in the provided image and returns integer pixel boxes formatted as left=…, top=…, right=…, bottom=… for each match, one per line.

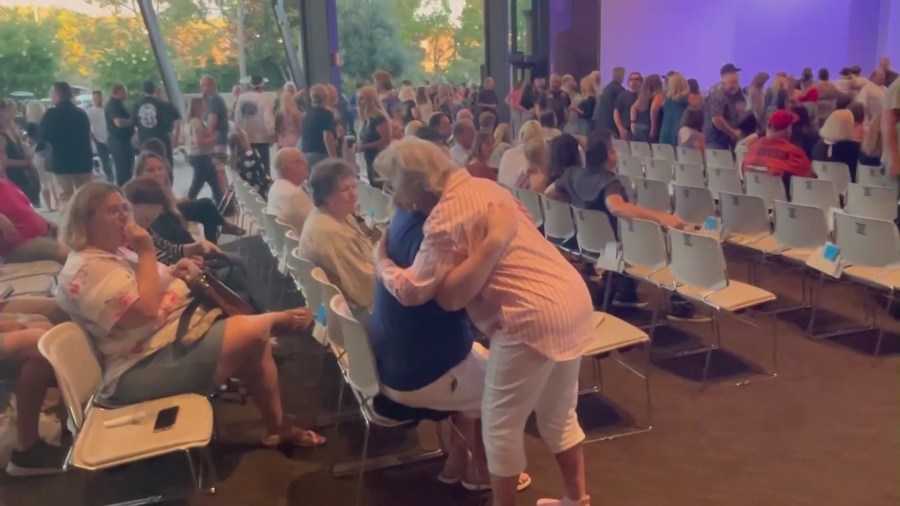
left=56, top=248, right=193, bottom=395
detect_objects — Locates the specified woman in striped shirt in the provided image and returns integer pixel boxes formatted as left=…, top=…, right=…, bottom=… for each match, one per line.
left=374, top=138, right=593, bottom=506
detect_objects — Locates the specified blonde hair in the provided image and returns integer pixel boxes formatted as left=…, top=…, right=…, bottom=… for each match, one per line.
left=523, top=136, right=548, bottom=170
left=374, top=137, right=456, bottom=200
left=59, top=182, right=122, bottom=251
left=518, top=119, right=543, bottom=143
left=357, top=85, right=387, bottom=122
left=494, top=123, right=511, bottom=144
left=25, top=101, right=45, bottom=124
left=580, top=76, right=597, bottom=98
left=666, top=72, right=689, bottom=99
left=820, top=109, right=855, bottom=144
left=404, top=120, right=423, bottom=137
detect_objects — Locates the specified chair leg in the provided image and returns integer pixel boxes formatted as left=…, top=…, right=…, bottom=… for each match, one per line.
left=356, top=419, right=372, bottom=506
left=184, top=449, right=200, bottom=490
left=201, top=447, right=218, bottom=494
left=335, top=381, right=347, bottom=436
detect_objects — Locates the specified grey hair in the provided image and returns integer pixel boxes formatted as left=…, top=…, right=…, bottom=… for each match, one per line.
left=373, top=137, right=456, bottom=201
left=310, top=84, right=328, bottom=105
left=309, top=158, right=356, bottom=207
left=273, top=147, right=302, bottom=177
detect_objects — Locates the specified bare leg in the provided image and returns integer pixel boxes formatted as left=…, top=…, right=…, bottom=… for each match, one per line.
left=555, top=444, right=587, bottom=503
left=490, top=475, right=519, bottom=506
left=440, top=414, right=471, bottom=479
left=2, top=329, right=56, bottom=451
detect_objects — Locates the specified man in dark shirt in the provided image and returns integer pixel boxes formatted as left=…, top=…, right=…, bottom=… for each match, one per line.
left=300, top=84, right=337, bottom=168
left=38, top=82, right=93, bottom=203
left=104, top=83, right=135, bottom=185
left=613, top=72, right=642, bottom=140
left=132, top=80, right=180, bottom=176
left=475, top=77, right=498, bottom=117
left=594, top=66, right=626, bottom=134
left=540, top=74, right=571, bottom=130
left=200, top=76, right=229, bottom=159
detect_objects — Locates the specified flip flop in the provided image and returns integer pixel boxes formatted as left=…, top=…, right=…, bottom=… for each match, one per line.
left=262, top=426, right=327, bottom=448
left=462, top=472, right=531, bottom=492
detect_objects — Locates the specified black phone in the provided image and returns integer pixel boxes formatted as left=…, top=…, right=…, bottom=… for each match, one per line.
left=153, top=406, right=179, bottom=432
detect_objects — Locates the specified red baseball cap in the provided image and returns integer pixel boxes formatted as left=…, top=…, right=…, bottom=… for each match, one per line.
left=768, top=110, right=799, bottom=132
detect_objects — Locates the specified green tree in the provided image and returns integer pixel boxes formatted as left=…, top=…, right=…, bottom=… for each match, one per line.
left=0, top=9, right=61, bottom=95
left=94, top=35, right=160, bottom=95
left=337, top=0, right=409, bottom=87
left=446, top=0, right=483, bottom=84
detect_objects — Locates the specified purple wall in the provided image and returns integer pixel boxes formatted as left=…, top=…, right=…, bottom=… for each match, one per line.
left=598, top=0, right=894, bottom=89
left=549, top=0, right=601, bottom=79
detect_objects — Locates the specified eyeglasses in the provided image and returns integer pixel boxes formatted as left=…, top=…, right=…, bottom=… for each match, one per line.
left=99, top=203, right=131, bottom=218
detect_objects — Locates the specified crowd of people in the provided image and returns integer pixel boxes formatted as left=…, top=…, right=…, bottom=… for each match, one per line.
left=0, top=55, right=899, bottom=506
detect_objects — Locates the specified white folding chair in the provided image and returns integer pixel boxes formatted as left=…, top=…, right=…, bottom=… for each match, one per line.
left=667, top=229, right=777, bottom=387
left=705, top=148, right=735, bottom=169
left=744, top=171, right=787, bottom=210
left=513, top=188, right=544, bottom=228
left=672, top=184, right=716, bottom=226
left=617, top=154, right=645, bottom=179
left=673, top=162, right=705, bottom=188
left=856, top=164, right=886, bottom=186
left=629, top=141, right=652, bottom=160
left=617, top=175, right=636, bottom=201
left=367, top=189, right=392, bottom=228
left=633, top=177, right=671, bottom=213
left=719, top=192, right=778, bottom=251
left=542, top=197, right=577, bottom=251
left=573, top=207, right=619, bottom=309
left=676, top=146, right=704, bottom=165
left=329, top=296, right=444, bottom=505
left=645, top=159, right=674, bottom=184
left=651, top=143, right=676, bottom=162
left=706, top=167, right=743, bottom=197
left=38, top=323, right=215, bottom=499
left=772, top=200, right=829, bottom=263
left=813, top=161, right=851, bottom=195
left=789, top=177, right=840, bottom=210
left=612, top=138, right=630, bottom=157
left=845, top=183, right=898, bottom=222
left=580, top=312, right=652, bottom=443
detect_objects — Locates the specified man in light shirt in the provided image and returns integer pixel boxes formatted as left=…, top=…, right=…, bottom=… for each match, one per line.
left=86, top=90, right=113, bottom=182
left=884, top=77, right=900, bottom=176
left=234, top=75, right=275, bottom=174
left=449, top=119, right=475, bottom=167
left=852, top=75, right=886, bottom=129
left=267, top=148, right=314, bottom=234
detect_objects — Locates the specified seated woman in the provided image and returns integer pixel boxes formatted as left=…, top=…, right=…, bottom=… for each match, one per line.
left=813, top=109, right=861, bottom=181
left=135, top=151, right=245, bottom=243
left=546, top=134, right=582, bottom=191
left=54, top=182, right=324, bottom=447
left=1, top=297, right=67, bottom=476
left=515, top=136, right=549, bottom=192
left=369, top=199, right=530, bottom=492
left=677, top=108, right=706, bottom=152
left=297, top=159, right=376, bottom=322
left=465, top=131, right=498, bottom=180
left=0, top=177, right=68, bottom=264
left=374, top=137, right=594, bottom=506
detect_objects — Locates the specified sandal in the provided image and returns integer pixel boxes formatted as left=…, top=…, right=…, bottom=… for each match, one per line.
left=262, top=426, right=327, bottom=448
left=272, top=309, right=313, bottom=334
left=462, top=472, right=531, bottom=492
left=221, top=222, right=247, bottom=236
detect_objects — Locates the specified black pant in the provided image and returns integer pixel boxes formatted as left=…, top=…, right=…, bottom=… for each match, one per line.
left=177, top=198, right=223, bottom=243
left=251, top=143, right=271, bottom=175
left=187, top=155, right=223, bottom=204
left=108, top=136, right=135, bottom=186
left=6, top=166, right=40, bottom=206
left=95, top=141, right=114, bottom=182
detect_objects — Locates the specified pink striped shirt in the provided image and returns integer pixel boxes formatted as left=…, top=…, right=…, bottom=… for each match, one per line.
left=377, top=170, right=595, bottom=361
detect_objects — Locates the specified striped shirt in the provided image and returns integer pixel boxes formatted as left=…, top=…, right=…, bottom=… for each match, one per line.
left=150, top=229, right=186, bottom=266
left=377, top=170, right=595, bottom=361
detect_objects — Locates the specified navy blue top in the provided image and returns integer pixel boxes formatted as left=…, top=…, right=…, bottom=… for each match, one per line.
left=368, top=206, right=473, bottom=391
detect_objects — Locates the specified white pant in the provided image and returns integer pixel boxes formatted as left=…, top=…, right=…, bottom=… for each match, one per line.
left=482, top=339, right=585, bottom=477
left=381, top=343, right=487, bottom=419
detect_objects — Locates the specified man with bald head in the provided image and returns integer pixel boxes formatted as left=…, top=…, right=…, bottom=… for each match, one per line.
left=456, top=108, right=474, bottom=124
left=449, top=119, right=476, bottom=166
left=267, top=147, right=314, bottom=233
left=300, top=84, right=337, bottom=167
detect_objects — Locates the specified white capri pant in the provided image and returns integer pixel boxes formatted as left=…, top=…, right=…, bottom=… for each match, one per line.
left=481, top=339, right=585, bottom=477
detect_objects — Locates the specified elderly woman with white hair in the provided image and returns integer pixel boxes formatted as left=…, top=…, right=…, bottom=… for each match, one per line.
left=812, top=109, right=861, bottom=181
left=496, top=119, right=543, bottom=187
left=374, top=137, right=594, bottom=506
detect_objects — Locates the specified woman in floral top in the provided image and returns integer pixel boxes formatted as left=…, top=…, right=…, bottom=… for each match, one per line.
left=55, top=182, right=325, bottom=448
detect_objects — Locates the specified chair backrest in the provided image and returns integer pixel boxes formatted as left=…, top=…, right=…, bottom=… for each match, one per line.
left=331, top=295, right=380, bottom=398
left=356, top=181, right=373, bottom=217
left=271, top=218, right=290, bottom=257
left=572, top=207, right=618, bottom=261
left=612, top=138, right=630, bottom=157
left=833, top=211, right=900, bottom=268
left=813, top=161, right=851, bottom=195
left=632, top=177, right=671, bottom=213
left=37, top=323, right=103, bottom=431
left=856, top=164, right=886, bottom=187
left=369, top=189, right=392, bottom=225
left=673, top=184, right=716, bottom=225
left=629, top=141, right=652, bottom=160
left=676, top=146, right=704, bottom=165
left=617, top=175, right=636, bottom=201
left=311, top=267, right=344, bottom=349
left=289, top=248, right=320, bottom=307
left=673, top=162, right=706, bottom=187
left=790, top=177, right=839, bottom=210
left=719, top=192, right=770, bottom=239
left=651, top=143, right=676, bottom=162
left=668, top=228, right=728, bottom=292
left=744, top=171, right=787, bottom=209
left=618, top=218, right=669, bottom=273
left=617, top=154, right=645, bottom=179
left=542, top=197, right=576, bottom=242
left=845, top=183, right=899, bottom=222
left=705, top=148, right=735, bottom=169
left=645, top=159, right=674, bottom=183
left=283, top=229, right=301, bottom=263
left=707, top=167, right=743, bottom=197
left=513, top=188, right=544, bottom=228
left=772, top=200, right=829, bottom=251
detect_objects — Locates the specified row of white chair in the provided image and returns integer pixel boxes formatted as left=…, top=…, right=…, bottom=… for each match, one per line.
left=612, top=140, right=740, bottom=170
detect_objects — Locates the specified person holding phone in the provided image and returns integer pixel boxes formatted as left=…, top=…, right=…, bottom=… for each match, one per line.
left=55, top=182, right=326, bottom=448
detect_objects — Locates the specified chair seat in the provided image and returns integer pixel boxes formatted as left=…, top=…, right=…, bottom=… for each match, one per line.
left=842, top=265, right=900, bottom=291
left=73, top=394, right=213, bottom=470
left=624, top=265, right=675, bottom=288
left=583, top=312, right=650, bottom=356
left=0, top=261, right=62, bottom=280
left=781, top=248, right=814, bottom=263
left=1, top=275, right=56, bottom=297
left=726, top=234, right=781, bottom=254
left=676, top=280, right=776, bottom=312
